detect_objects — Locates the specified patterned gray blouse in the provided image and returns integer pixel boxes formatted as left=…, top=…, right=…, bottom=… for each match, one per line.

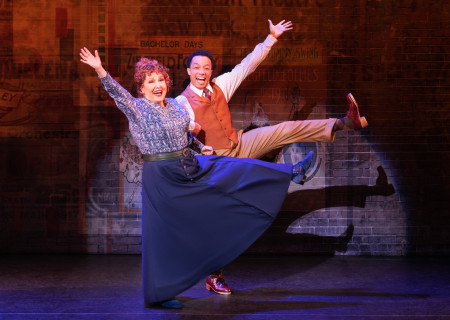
left=100, top=73, right=190, bottom=154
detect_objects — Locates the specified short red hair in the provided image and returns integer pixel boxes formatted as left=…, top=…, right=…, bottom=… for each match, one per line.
left=134, top=58, right=172, bottom=97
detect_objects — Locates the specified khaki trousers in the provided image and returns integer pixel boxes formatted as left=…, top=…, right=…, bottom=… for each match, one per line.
left=214, top=119, right=337, bottom=159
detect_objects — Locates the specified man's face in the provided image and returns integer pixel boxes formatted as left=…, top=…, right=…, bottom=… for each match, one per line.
left=187, top=55, right=213, bottom=90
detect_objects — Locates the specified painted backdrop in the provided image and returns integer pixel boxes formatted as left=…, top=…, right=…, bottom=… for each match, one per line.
left=0, top=0, right=448, bottom=255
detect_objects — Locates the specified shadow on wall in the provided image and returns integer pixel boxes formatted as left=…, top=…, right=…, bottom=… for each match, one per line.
left=246, top=164, right=395, bottom=255
left=240, top=94, right=398, bottom=256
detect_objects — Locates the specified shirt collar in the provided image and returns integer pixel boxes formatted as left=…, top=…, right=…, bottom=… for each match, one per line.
left=189, top=83, right=213, bottom=97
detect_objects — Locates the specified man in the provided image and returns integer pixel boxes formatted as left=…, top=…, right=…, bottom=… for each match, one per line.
left=176, top=19, right=368, bottom=295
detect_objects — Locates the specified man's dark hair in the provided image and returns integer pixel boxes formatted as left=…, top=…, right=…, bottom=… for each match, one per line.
left=186, top=49, right=216, bottom=70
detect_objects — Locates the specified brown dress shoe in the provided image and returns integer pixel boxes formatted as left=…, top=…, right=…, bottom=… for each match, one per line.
left=206, top=274, right=232, bottom=295
left=346, top=93, right=368, bottom=130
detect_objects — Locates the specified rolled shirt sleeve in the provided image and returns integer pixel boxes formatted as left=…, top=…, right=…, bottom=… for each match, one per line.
left=214, top=34, right=278, bottom=102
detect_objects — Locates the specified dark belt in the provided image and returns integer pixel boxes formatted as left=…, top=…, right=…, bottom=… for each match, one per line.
left=141, top=148, right=191, bottom=161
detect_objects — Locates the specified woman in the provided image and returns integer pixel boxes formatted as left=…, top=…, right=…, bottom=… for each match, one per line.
left=80, top=48, right=312, bottom=309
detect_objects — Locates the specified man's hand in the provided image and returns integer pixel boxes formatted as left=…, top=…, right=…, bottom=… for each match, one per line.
left=201, top=145, right=214, bottom=155
left=268, top=19, right=293, bottom=39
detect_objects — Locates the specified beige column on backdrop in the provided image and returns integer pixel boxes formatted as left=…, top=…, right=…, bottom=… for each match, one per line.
left=76, top=0, right=115, bottom=251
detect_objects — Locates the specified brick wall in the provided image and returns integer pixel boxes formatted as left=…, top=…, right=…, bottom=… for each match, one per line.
left=0, top=0, right=448, bottom=255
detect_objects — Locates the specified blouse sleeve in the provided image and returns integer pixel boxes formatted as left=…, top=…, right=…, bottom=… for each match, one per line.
left=99, top=72, right=142, bottom=121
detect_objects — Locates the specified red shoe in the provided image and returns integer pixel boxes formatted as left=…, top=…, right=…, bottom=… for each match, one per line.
left=346, top=93, right=368, bottom=130
left=206, top=274, right=232, bottom=295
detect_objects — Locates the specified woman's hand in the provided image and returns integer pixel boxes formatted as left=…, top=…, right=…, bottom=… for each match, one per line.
left=201, top=145, right=214, bottom=155
left=80, top=47, right=107, bottom=77
left=268, top=19, right=293, bottom=39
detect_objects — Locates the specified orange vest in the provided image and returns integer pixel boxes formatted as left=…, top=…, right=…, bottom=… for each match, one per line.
left=181, top=84, right=238, bottom=149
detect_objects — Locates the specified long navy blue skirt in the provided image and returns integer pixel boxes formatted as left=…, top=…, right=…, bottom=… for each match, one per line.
left=141, top=153, right=292, bottom=303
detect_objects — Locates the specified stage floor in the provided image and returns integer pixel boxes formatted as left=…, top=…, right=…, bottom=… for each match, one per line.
left=1, top=254, right=449, bottom=319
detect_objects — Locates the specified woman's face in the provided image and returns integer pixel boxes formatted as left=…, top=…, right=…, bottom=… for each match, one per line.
left=141, top=72, right=167, bottom=107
